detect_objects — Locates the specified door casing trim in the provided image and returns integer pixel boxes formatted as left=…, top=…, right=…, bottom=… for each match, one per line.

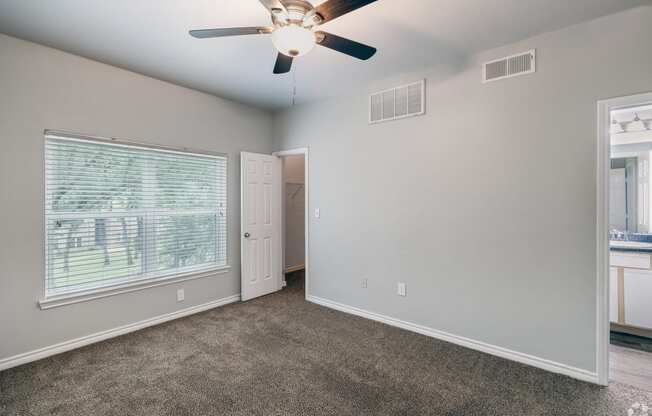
left=596, top=90, right=652, bottom=386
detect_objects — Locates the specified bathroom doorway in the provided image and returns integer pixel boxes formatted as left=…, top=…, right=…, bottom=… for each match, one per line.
left=599, top=92, right=652, bottom=391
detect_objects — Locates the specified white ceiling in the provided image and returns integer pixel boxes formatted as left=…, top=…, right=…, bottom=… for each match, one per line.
left=0, top=0, right=647, bottom=109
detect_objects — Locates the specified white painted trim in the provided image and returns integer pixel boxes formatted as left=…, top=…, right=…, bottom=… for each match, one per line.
left=284, top=264, right=305, bottom=274
left=307, top=295, right=599, bottom=385
left=596, top=98, right=611, bottom=387
left=273, top=148, right=310, bottom=299
left=38, top=267, right=230, bottom=310
left=596, top=91, right=652, bottom=386
left=1, top=294, right=241, bottom=372
left=274, top=148, right=309, bottom=157
left=45, top=129, right=230, bottom=158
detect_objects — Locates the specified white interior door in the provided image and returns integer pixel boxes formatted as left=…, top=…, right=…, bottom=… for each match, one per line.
left=241, top=152, right=281, bottom=301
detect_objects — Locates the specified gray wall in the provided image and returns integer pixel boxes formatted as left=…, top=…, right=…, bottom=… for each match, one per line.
left=0, top=34, right=272, bottom=361
left=273, top=6, right=652, bottom=372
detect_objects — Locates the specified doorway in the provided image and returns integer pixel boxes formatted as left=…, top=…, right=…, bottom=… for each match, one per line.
left=275, top=148, right=309, bottom=297
left=598, top=92, right=652, bottom=390
left=240, top=148, right=309, bottom=301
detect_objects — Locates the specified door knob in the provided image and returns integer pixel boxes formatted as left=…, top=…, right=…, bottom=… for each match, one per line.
left=244, top=232, right=251, bottom=238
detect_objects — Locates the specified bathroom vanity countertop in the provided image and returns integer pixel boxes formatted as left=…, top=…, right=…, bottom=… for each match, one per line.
left=610, top=241, right=652, bottom=253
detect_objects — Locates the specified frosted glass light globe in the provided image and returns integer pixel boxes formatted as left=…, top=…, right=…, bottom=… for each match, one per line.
left=271, top=25, right=316, bottom=57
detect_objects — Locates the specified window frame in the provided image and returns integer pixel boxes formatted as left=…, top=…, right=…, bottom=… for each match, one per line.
left=40, top=130, right=230, bottom=309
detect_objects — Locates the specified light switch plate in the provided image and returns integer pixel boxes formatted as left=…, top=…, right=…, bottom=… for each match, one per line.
left=361, top=278, right=368, bottom=288
left=397, top=283, right=406, bottom=297
left=315, top=208, right=320, bottom=219
left=177, top=289, right=185, bottom=302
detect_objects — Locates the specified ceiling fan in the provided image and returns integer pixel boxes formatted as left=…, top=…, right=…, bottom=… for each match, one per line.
left=189, top=0, right=379, bottom=74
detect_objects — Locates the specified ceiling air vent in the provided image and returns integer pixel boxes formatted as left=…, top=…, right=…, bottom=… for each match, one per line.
left=369, top=80, right=425, bottom=124
left=483, top=49, right=536, bottom=83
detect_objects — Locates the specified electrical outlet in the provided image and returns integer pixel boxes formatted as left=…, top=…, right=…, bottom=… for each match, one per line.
left=361, top=278, right=368, bottom=288
left=177, top=289, right=185, bottom=302
left=397, top=282, right=406, bottom=297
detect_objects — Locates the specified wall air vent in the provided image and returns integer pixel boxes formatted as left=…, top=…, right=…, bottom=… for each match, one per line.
left=483, top=49, right=536, bottom=83
left=369, top=80, right=425, bottom=124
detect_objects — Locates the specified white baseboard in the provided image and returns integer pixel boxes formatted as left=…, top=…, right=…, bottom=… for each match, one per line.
left=284, top=264, right=305, bottom=273
left=0, top=294, right=241, bottom=372
left=307, top=295, right=599, bottom=385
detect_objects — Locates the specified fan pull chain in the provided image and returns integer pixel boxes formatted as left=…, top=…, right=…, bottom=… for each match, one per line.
left=291, top=68, right=297, bottom=107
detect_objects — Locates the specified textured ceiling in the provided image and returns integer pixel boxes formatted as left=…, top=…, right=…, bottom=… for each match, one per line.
left=0, top=0, right=648, bottom=109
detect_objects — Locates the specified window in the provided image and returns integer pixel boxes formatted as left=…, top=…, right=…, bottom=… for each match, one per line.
left=44, top=132, right=227, bottom=297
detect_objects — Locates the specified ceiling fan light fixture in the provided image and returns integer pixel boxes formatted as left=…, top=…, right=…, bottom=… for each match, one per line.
left=189, top=0, right=380, bottom=74
left=272, top=24, right=316, bottom=57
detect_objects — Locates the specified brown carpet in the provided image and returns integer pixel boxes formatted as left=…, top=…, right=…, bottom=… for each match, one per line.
left=1, top=278, right=651, bottom=415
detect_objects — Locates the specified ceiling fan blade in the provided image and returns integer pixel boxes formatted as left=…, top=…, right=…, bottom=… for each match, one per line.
left=258, top=0, right=287, bottom=14
left=315, top=0, right=379, bottom=23
left=273, top=53, right=293, bottom=74
left=189, top=27, right=272, bottom=39
left=315, top=31, right=377, bottom=60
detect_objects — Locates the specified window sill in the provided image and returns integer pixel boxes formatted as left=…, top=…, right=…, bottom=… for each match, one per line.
left=38, top=266, right=231, bottom=310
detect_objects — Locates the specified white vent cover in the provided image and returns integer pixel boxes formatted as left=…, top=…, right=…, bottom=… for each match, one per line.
left=483, top=49, right=536, bottom=83
left=369, top=80, right=425, bottom=124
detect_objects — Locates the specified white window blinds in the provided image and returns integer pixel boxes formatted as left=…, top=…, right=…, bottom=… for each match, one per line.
left=44, top=133, right=227, bottom=297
